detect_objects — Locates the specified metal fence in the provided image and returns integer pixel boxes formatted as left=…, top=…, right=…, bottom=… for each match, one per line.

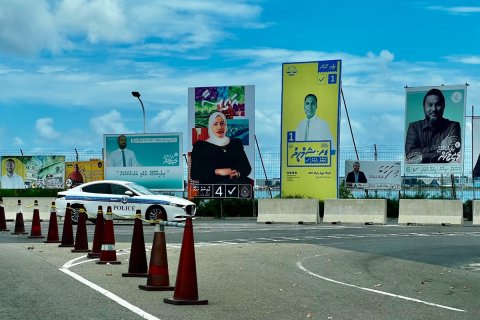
left=1, top=146, right=479, bottom=200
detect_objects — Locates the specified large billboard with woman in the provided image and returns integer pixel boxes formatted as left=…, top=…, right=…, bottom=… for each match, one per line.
left=187, top=85, right=255, bottom=198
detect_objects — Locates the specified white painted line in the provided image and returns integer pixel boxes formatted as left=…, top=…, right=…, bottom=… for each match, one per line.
left=59, top=267, right=161, bottom=320
left=62, top=255, right=87, bottom=269
left=297, top=255, right=466, bottom=313
left=60, top=254, right=160, bottom=320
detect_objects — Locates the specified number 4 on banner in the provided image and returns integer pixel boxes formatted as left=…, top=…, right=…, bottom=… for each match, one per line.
left=214, top=185, right=225, bottom=198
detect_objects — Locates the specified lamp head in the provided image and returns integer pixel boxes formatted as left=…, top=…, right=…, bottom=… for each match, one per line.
left=131, top=91, right=141, bottom=98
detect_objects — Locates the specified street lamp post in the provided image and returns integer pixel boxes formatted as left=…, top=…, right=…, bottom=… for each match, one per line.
left=131, top=91, right=146, bottom=133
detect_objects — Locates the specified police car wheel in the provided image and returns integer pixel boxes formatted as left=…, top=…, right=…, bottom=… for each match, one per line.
left=146, top=206, right=167, bottom=224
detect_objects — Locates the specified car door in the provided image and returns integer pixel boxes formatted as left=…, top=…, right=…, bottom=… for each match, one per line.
left=80, top=182, right=111, bottom=215
left=108, top=182, right=141, bottom=219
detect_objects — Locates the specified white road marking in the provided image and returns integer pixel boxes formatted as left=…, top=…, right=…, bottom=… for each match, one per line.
left=60, top=255, right=161, bottom=320
left=296, top=254, right=466, bottom=313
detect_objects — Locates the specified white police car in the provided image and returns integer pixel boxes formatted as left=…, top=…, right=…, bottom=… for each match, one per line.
left=55, top=180, right=196, bottom=224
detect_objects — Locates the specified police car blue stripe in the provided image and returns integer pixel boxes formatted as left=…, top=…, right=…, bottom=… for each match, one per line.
left=64, top=195, right=171, bottom=206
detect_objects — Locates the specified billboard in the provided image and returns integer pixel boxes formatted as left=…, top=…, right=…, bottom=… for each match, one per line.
left=1, top=155, right=65, bottom=189
left=281, top=60, right=341, bottom=199
left=473, top=117, right=480, bottom=179
left=345, top=160, right=401, bottom=190
left=187, top=85, right=255, bottom=199
left=65, top=160, right=104, bottom=188
left=404, top=85, right=466, bottom=175
left=103, top=133, right=183, bottom=191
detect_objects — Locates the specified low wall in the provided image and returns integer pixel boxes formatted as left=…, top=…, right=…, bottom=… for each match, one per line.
left=257, top=199, right=319, bottom=224
left=473, top=200, right=480, bottom=226
left=398, top=199, right=463, bottom=226
left=1, top=197, right=56, bottom=221
left=323, top=199, right=387, bottom=224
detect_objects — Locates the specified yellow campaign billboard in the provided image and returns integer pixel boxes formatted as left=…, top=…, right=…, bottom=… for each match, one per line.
left=65, top=160, right=104, bottom=188
left=281, top=60, right=341, bottom=199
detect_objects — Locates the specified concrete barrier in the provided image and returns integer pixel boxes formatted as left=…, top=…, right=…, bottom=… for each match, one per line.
left=398, top=199, right=463, bottom=226
left=257, top=199, right=319, bottom=224
left=323, top=199, right=387, bottom=224
left=473, top=200, right=480, bottom=226
left=2, top=197, right=56, bottom=221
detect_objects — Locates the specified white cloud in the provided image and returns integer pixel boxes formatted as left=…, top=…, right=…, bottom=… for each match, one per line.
left=446, top=55, right=480, bottom=65
left=90, top=110, right=131, bottom=135
left=35, top=118, right=61, bottom=139
left=0, top=0, right=267, bottom=56
left=13, top=137, right=24, bottom=146
left=56, top=0, right=133, bottom=43
left=428, top=6, right=480, bottom=14
left=150, top=107, right=187, bottom=133
left=0, top=1, right=63, bottom=55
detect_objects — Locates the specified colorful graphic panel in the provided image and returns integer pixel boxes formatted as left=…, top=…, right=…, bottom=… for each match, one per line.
left=1, top=155, right=65, bottom=189
left=187, top=85, right=255, bottom=199
left=281, top=60, right=341, bottom=199
left=65, top=160, right=104, bottom=188
left=104, top=133, right=183, bottom=191
left=404, top=85, right=466, bottom=175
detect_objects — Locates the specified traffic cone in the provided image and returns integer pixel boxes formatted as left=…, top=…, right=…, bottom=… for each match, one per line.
left=122, top=211, right=148, bottom=277
left=28, top=200, right=44, bottom=239
left=139, top=223, right=174, bottom=290
left=44, top=202, right=61, bottom=243
left=12, top=200, right=27, bottom=235
left=97, top=206, right=121, bottom=265
left=0, top=197, right=10, bottom=232
left=87, top=206, right=104, bottom=259
left=72, top=208, right=91, bottom=253
left=164, top=217, right=208, bottom=304
left=59, top=204, right=74, bottom=247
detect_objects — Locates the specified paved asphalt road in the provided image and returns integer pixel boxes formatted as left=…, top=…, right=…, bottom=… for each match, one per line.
left=1, top=218, right=480, bottom=320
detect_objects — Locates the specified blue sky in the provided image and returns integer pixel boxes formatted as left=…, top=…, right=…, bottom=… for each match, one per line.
left=1, top=0, right=480, bottom=154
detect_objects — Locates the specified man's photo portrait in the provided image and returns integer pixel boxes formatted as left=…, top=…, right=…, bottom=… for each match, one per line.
left=404, top=86, right=465, bottom=167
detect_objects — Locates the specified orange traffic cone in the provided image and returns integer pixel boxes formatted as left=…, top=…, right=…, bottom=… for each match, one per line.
left=164, top=217, right=208, bottom=304
left=28, top=200, right=44, bottom=239
left=12, top=200, right=27, bottom=235
left=0, top=197, right=10, bottom=232
left=122, top=211, right=148, bottom=277
left=44, top=202, right=61, bottom=243
left=87, top=206, right=104, bottom=259
left=59, top=204, right=74, bottom=247
left=97, top=206, right=121, bottom=265
left=139, top=223, right=174, bottom=290
left=72, top=208, right=91, bottom=253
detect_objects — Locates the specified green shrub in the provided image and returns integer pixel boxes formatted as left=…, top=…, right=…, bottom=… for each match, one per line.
left=339, top=181, right=353, bottom=199
left=464, top=200, right=472, bottom=221
left=192, top=198, right=257, bottom=218
left=0, top=189, right=62, bottom=197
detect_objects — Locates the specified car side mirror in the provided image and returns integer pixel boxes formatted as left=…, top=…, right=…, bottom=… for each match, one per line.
left=125, top=190, right=134, bottom=197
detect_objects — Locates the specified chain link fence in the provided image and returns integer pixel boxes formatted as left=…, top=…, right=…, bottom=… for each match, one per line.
left=1, top=146, right=478, bottom=200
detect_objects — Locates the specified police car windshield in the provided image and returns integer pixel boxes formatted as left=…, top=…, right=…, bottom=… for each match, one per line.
left=126, top=182, right=154, bottom=195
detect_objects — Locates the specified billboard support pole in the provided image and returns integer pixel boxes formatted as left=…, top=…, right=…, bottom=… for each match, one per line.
left=254, top=135, right=272, bottom=198
left=473, top=105, right=475, bottom=200
left=341, top=87, right=359, bottom=161
left=220, top=199, right=223, bottom=219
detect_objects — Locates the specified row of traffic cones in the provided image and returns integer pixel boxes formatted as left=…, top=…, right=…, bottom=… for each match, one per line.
left=0, top=199, right=43, bottom=236
left=0, top=199, right=207, bottom=305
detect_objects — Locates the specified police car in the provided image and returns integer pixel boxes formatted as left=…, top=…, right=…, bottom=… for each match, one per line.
left=55, top=180, right=196, bottom=224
